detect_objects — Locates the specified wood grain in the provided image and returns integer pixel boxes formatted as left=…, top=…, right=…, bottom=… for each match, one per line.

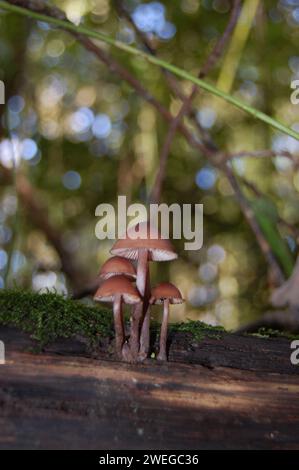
left=0, top=326, right=298, bottom=449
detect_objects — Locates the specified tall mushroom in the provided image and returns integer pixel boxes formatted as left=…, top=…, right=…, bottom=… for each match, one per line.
left=111, top=221, right=177, bottom=360
left=150, top=282, right=184, bottom=361
left=94, top=275, right=141, bottom=359
left=99, top=256, right=136, bottom=281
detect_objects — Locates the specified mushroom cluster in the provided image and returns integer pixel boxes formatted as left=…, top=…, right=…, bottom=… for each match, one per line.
left=94, top=222, right=184, bottom=362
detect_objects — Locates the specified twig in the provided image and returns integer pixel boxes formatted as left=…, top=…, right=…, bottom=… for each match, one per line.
left=150, top=0, right=242, bottom=204
left=199, top=0, right=242, bottom=78
left=226, top=149, right=297, bottom=162
left=114, top=0, right=189, bottom=103
left=149, top=96, right=193, bottom=204
left=116, top=0, right=240, bottom=149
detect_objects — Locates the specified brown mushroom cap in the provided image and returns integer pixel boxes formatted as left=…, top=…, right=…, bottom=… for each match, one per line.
left=99, top=256, right=136, bottom=280
left=94, top=275, right=141, bottom=304
left=110, top=221, right=177, bottom=261
left=150, top=282, right=184, bottom=305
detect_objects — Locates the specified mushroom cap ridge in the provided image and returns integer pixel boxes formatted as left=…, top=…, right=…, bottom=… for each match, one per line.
left=150, top=282, right=184, bottom=305
left=99, top=256, right=136, bottom=280
left=111, top=222, right=177, bottom=262
left=94, top=275, right=141, bottom=304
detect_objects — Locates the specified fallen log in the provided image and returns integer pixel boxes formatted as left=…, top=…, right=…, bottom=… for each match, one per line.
left=0, top=325, right=298, bottom=450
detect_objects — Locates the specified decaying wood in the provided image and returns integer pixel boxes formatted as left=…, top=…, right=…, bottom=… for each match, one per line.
left=0, top=326, right=298, bottom=450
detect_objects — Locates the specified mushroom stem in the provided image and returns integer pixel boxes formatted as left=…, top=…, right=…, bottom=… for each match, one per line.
left=157, top=298, right=170, bottom=361
left=113, top=293, right=124, bottom=358
left=139, top=266, right=151, bottom=360
left=129, top=247, right=148, bottom=359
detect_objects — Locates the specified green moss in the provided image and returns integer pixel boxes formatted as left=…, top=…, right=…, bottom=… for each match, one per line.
left=0, top=289, right=113, bottom=347
left=250, top=327, right=299, bottom=340
left=2, top=290, right=297, bottom=350
left=0, top=290, right=226, bottom=348
left=170, top=320, right=225, bottom=342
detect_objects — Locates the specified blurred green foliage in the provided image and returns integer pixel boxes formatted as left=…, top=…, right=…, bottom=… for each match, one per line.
left=0, top=0, right=299, bottom=329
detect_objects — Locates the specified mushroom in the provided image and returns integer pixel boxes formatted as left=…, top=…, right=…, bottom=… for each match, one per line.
left=94, top=275, right=141, bottom=359
left=99, top=256, right=136, bottom=280
left=150, top=282, right=184, bottom=361
left=73, top=257, right=136, bottom=299
left=111, top=221, right=177, bottom=360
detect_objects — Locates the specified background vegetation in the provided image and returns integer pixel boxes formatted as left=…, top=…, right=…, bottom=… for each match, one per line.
left=0, top=0, right=299, bottom=330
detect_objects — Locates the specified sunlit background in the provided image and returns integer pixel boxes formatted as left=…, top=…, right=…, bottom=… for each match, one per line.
left=0, top=0, right=299, bottom=329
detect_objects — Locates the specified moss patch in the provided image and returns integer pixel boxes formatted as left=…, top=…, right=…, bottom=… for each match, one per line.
left=0, top=290, right=227, bottom=348
left=249, top=327, right=299, bottom=340
left=0, top=289, right=113, bottom=347
left=170, top=320, right=225, bottom=342
left=2, top=290, right=296, bottom=350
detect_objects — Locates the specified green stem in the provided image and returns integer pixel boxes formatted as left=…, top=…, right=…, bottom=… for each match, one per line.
left=0, top=1, right=298, bottom=141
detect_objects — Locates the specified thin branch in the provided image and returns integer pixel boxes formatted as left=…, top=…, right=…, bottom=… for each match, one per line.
left=116, top=0, right=239, bottom=143
left=79, top=33, right=210, bottom=157
left=1, top=0, right=299, bottom=140
left=199, top=0, right=242, bottom=79
left=114, top=0, right=188, bottom=102
left=150, top=0, right=242, bottom=204
left=149, top=96, right=193, bottom=204
left=226, top=149, right=297, bottom=162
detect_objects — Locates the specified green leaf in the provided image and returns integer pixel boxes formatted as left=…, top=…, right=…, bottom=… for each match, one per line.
left=251, top=198, right=294, bottom=277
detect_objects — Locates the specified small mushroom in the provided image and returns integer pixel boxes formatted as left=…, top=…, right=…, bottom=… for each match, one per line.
left=99, top=256, right=136, bottom=281
left=73, top=257, right=136, bottom=299
left=94, top=275, right=141, bottom=359
left=150, top=282, right=184, bottom=361
left=111, top=222, right=177, bottom=360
